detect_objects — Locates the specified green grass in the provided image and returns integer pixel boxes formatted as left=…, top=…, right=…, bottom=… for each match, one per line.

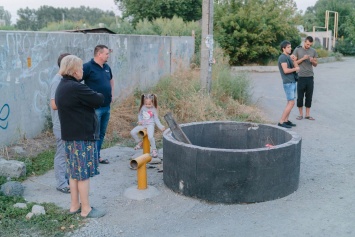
left=0, top=197, right=83, bottom=237
left=0, top=150, right=85, bottom=236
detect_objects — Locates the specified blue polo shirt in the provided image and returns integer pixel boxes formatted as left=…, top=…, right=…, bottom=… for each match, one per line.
left=83, top=58, right=113, bottom=107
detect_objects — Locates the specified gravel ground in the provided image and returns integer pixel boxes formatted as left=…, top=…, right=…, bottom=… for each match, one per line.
left=23, top=57, right=355, bottom=237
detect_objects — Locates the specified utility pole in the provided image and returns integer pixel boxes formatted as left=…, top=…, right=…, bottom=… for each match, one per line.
left=200, top=0, right=214, bottom=94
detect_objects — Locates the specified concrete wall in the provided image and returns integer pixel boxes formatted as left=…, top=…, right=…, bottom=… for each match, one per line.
left=0, top=31, right=194, bottom=146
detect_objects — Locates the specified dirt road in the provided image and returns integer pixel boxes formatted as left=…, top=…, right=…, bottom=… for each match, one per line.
left=23, top=57, right=355, bottom=237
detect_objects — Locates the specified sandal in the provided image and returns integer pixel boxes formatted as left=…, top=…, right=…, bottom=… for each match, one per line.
left=134, top=142, right=142, bottom=150
left=56, top=187, right=70, bottom=194
left=152, top=149, right=158, bottom=158
left=69, top=206, right=81, bottom=215
left=305, top=116, right=315, bottom=120
left=296, top=116, right=303, bottom=120
left=81, top=207, right=106, bottom=219
left=99, top=158, right=110, bottom=164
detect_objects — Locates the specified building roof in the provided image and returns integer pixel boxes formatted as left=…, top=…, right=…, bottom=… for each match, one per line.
left=65, top=27, right=116, bottom=34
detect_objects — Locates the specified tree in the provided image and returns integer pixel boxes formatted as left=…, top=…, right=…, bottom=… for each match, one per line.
left=301, top=6, right=318, bottom=32
left=335, top=10, right=355, bottom=55
left=342, top=11, right=355, bottom=43
left=214, top=0, right=301, bottom=65
left=15, top=6, right=116, bottom=31
left=37, top=6, right=64, bottom=29
left=115, top=0, right=202, bottom=25
left=0, top=6, right=12, bottom=26
left=63, top=6, right=115, bottom=26
left=16, top=7, right=38, bottom=30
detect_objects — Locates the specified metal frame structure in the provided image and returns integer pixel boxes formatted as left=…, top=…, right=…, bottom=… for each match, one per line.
left=313, top=10, right=338, bottom=49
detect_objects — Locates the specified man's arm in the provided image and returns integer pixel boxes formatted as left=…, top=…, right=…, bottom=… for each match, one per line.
left=290, top=55, right=299, bottom=70
left=294, top=54, right=310, bottom=65
left=281, top=62, right=299, bottom=74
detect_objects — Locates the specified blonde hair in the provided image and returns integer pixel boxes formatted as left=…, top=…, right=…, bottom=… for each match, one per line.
left=58, top=55, right=83, bottom=77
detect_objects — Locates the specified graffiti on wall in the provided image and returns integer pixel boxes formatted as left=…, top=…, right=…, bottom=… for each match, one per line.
left=0, top=103, right=10, bottom=129
left=1, top=33, right=51, bottom=119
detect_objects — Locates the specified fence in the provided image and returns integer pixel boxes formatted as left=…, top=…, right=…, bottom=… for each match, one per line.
left=0, top=31, right=194, bottom=146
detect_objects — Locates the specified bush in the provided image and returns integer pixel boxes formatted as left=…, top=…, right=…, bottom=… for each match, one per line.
left=335, top=39, right=355, bottom=56
left=328, top=51, right=343, bottom=61
left=315, top=48, right=329, bottom=58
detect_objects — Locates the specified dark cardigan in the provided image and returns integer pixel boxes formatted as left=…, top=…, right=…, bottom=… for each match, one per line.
left=55, top=75, right=104, bottom=141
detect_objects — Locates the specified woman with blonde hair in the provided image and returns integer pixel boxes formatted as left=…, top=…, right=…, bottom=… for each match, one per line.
left=55, top=55, right=106, bottom=218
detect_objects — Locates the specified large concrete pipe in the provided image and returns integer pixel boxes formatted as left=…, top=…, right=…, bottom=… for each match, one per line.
left=163, top=121, right=302, bottom=203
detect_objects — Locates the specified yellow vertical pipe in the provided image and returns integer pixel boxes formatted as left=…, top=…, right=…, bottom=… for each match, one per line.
left=130, top=153, right=152, bottom=190
left=142, top=134, right=150, bottom=154
left=138, top=128, right=150, bottom=154
left=137, top=162, right=148, bottom=189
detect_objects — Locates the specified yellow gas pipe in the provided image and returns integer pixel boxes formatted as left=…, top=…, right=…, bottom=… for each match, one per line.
left=129, top=128, right=151, bottom=190
left=138, top=128, right=150, bottom=154
left=130, top=153, right=152, bottom=189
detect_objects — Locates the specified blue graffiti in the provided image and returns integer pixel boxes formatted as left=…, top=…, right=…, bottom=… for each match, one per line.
left=0, top=103, right=10, bottom=129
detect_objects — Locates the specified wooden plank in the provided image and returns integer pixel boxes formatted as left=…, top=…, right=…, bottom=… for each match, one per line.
left=164, top=112, right=191, bottom=144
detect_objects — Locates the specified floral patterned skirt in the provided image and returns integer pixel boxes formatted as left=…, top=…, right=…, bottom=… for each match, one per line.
left=64, top=140, right=100, bottom=181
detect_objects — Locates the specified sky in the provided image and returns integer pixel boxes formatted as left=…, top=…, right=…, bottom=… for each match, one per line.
left=295, top=0, right=318, bottom=12
left=1, top=0, right=318, bottom=24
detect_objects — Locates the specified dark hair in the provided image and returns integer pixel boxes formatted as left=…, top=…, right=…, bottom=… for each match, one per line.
left=305, top=36, right=314, bottom=43
left=139, top=94, right=158, bottom=112
left=57, top=53, right=71, bottom=67
left=280, top=40, right=291, bottom=51
left=94, top=45, right=108, bottom=56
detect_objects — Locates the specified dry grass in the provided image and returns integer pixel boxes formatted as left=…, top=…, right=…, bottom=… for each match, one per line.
left=105, top=62, right=266, bottom=149
left=0, top=132, right=55, bottom=160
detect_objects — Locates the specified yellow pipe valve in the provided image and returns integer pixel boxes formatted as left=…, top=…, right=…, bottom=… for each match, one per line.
left=130, top=153, right=152, bottom=190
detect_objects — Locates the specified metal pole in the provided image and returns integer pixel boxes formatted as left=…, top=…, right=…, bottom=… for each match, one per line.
left=200, top=0, right=214, bottom=94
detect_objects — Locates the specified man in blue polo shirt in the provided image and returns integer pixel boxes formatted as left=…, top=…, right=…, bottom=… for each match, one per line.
left=83, top=45, right=114, bottom=164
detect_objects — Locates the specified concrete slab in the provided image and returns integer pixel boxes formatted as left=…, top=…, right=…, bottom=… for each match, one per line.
left=124, top=186, right=160, bottom=200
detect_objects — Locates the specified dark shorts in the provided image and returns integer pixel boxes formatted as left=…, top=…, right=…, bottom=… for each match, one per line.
left=64, top=140, right=100, bottom=181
